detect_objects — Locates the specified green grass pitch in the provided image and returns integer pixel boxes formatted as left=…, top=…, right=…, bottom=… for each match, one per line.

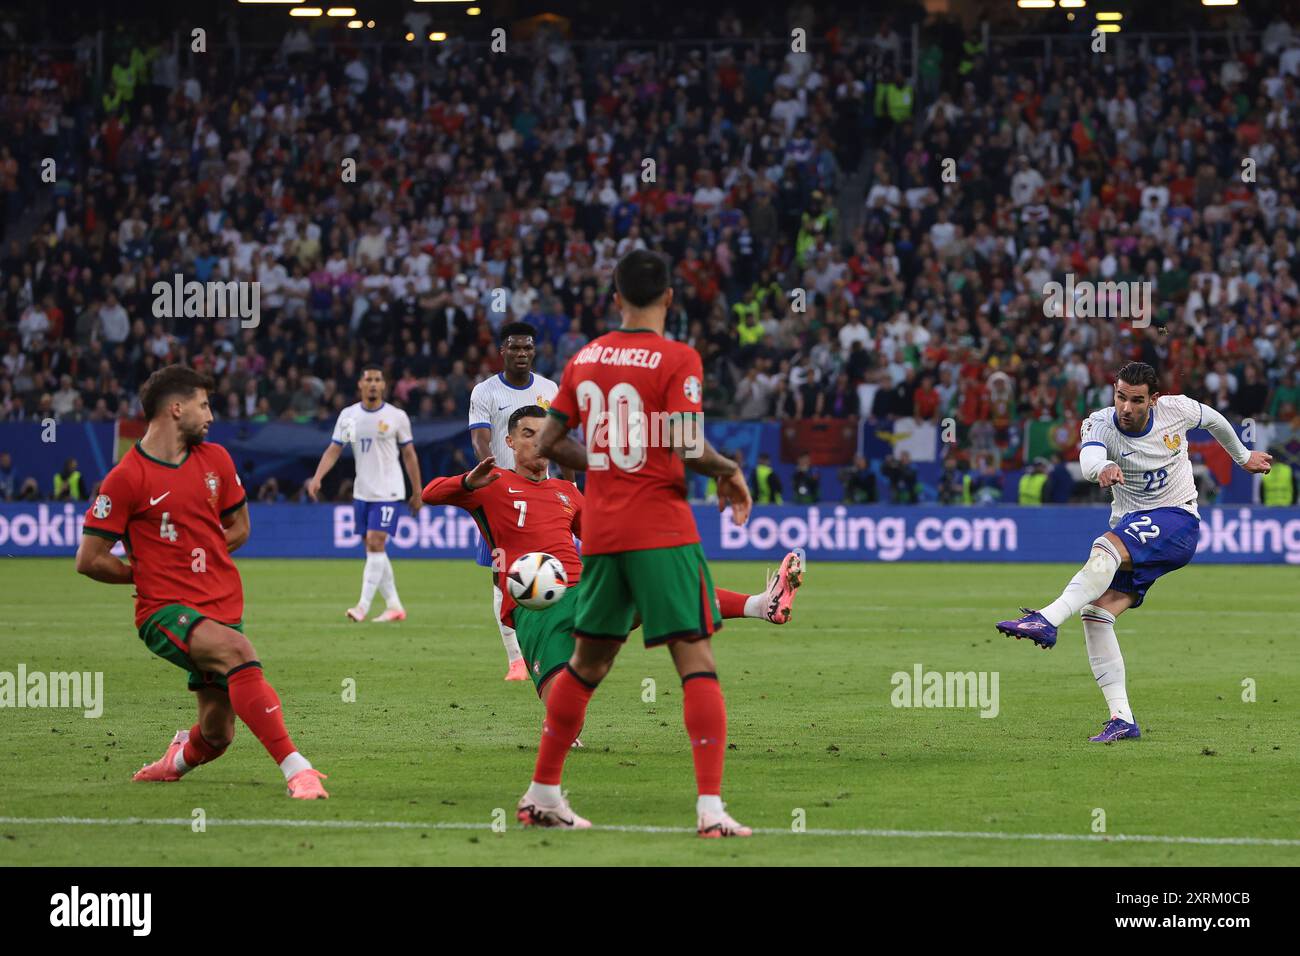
left=1, top=556, right=1296, bottom=866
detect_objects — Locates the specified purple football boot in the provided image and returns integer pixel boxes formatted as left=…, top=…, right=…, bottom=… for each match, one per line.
left=1089, top=717, right=1142, bottom=742
left=994, top=607, right=1057, bottom=649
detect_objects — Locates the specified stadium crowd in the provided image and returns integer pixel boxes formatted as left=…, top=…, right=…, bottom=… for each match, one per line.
left=2, top=2, right=1299, bottom=503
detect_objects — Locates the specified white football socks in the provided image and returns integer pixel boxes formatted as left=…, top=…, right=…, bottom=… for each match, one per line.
left=358, top=552, right=385, bottom=614
left=743, top=593, right=765, bottom=619
left=1080, top=604, right=1133, bottom=722
left=697, top=795, right=724, bottom=816
left=1041, top=537, right=1122, bottom=627
left=495, top=585, right=523, bottom=662
left=377, top=552, right=403, bottom=611
left=527, top=782, right=562, bottom=804
left=279, top=752, right=312, bottom=781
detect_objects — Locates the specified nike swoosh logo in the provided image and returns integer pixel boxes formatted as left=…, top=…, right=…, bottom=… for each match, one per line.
left=498, top=405, right=510, bottom=410
left=1121, top=452, right=1135, bottom=458
left=507, top=487, right=525, bottom=493
left=149, top=492, right=170, bottom=506
left=265, top=705, right=280, bottom=714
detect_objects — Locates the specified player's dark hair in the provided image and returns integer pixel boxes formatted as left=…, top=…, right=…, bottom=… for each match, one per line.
left=140, top=365, right=215, bottom=420
left=1117, top=362, right=1159, bottom=395
left=508, top=405, right=548, bottom=433
left=360, top=363, right=384, bottom=377
left=500, top=322, right=537, bottom=344
left=614, top=249, right=672, bottom=308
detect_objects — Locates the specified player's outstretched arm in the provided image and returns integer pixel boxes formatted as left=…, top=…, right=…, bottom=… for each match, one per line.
left=222, top=503, right=250, bottom=552
left=421, top=457, right=498, bottom=505
left=461, top=456, right=501, bottom=490
left=75, top=533, right=133, bottom=584
left=306, top=442, right=342, bottom=501
left=538, top=415, right=588, bottom=472
left=1199, top=403, right=1272, bottom=474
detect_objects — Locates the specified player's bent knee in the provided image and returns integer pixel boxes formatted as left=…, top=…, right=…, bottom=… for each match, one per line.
left=1092, top=590, right=1135, bottom=617
left=569, top=662, right=607, bottom=687
left=189, top=621, right=256, bottom=672
left=1099, top=532, right=1130, bottom=566
left=570, top=640, right=618, bottom=685
left=226, top=634, right=258, bottom=667
left=1088, top=535, right=1123, bottom=569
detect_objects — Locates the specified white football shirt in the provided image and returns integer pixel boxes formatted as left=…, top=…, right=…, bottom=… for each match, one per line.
left=467, top=372, right=559, bottom=469
left=331, top=401, right=413, bottom=501
left=1080, top=394, right=1207, bottom=526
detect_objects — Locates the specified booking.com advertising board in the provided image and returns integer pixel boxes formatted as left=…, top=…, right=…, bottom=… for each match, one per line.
left=5, top=502, right=1300, bottom=564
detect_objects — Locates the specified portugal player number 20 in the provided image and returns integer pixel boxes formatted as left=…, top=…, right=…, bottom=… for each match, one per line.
left=576, top=380, right=647, bottom=472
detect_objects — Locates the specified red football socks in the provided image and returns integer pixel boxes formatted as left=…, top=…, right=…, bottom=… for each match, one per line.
left=716, top=588, right=749, bottom=619
left=182, top=722, right=228, bottom=767
left=682, top=672, right=727, bottom=795
left=227, top=663, right=296, bottom=764
left=532, top=666, right=596, bottom=785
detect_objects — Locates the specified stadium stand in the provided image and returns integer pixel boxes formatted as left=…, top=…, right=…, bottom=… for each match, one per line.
left=1, top=1, right=1298, bottom=505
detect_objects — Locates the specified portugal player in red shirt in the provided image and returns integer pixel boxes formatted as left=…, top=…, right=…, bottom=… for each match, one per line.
left=519, top=249, right=789, bottom=837
left=422, top=405, right=800, bottom=717
left=76, top=365, right=329, bottom=799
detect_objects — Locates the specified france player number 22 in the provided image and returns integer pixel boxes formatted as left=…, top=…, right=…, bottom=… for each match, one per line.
left=1122, top=515, right=1161, bottom=544
left=1141, top=468, right=1168, bottom=492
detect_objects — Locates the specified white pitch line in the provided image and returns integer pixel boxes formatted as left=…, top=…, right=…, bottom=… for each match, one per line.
left=0, top=817, right=1297, bottom=847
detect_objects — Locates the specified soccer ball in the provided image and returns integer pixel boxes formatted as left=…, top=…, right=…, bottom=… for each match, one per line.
left=507, top=552, right=568, bottom=610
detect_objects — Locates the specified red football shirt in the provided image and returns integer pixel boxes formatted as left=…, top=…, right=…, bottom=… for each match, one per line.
left=421, top=468, right=583, bottom=626
left=548, top=327, right=703, bottom=555
left=83, top=441, right=248, bottom=628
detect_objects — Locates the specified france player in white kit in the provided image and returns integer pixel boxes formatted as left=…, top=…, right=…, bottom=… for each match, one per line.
left=307, top=366, right=423, bottom=622
left=468, top=322, right=560, bottom=680
left=997, top=363, right=1272, bottom=741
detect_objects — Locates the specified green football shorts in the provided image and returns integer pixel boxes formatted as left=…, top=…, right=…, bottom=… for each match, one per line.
left=137, top=604, right=244, bottom=692
left=573, top=543, right=722, bottom=646
left=511, top=583, right=582, bottom=694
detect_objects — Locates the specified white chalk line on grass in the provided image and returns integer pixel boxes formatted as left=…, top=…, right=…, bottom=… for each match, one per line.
left=0, top=817, right=1297, bottom=847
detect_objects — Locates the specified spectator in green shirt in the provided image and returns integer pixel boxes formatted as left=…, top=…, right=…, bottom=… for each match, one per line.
left=53, top=457, right=84, bottom=501
left=752, top=452, right=783, bottom=504
left=874, top=69, right=914, bottom=136
left=737, top=310, right=766, bottom=351
left=1269, top=370, right=1300, bottom=418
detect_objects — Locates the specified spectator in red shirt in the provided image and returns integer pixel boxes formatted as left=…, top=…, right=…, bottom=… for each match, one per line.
left=913, top=373, right=940, bottom=421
